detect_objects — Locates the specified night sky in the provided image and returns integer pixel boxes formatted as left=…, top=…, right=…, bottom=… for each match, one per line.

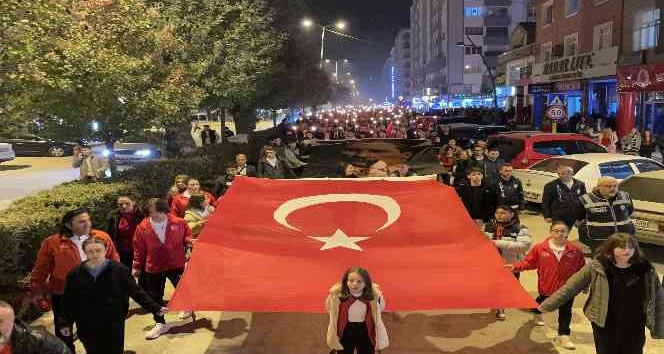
left=305, top=0, right=413, bottom=101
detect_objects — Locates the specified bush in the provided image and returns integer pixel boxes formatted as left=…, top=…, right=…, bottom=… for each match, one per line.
left=0, top=143, right=247, bottom=288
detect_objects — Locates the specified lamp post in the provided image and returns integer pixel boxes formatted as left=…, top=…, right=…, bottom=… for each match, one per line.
left=302, top=19, right=348, bottom=68
left=456, top=34, right=498, bottom=109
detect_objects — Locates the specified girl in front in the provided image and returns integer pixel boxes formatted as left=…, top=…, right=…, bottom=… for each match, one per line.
left=326, top=267, right=389, bottom=354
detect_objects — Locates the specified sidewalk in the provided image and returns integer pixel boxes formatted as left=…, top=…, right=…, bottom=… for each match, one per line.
left=32, top=214, right=664, bottom=353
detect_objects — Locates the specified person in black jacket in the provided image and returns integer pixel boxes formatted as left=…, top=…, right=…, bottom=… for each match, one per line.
left=492, top=163, right=524, bottom=212
left=106, top=195, right=144, bottom=268
left=257, top=145, right=289, bottom=179
left=0, top=301, right=72, bottom=354
left=541, top=165, right=586, bottom=229
left=61, top=236, right=167, bottom=354
left=456, top=167, right=496, bottom=225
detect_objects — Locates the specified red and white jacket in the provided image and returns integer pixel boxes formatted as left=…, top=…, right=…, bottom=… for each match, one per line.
left=513, top=237, right=586, bottom=296
left=170, top=191, right=216, bottom=218
left=132, top=215, right=192, bottom=274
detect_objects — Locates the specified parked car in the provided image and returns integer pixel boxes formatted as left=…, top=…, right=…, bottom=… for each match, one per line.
left=619, top=170, right=664, bottom=246
left=0, top=134, right=76, bottom=157
left=513, top=153, right=664, bottom=204
left=0, top=143, right=16, bottom=164
left=442, top=123, right=511, bottom=149
left=93, top=141, right=161, bottom=165
left=488, top=132, right=607, bottom=169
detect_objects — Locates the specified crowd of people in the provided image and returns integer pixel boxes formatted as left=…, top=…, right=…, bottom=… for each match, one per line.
left=3, top=107, right=664, bottom=354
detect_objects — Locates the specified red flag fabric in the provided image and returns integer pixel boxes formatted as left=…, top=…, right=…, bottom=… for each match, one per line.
left=169, top=177, right=537, bottom=312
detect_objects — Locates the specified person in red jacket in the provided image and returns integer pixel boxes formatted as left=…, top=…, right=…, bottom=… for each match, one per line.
left=507, top=221, right=585, bottom=350
left=170, top=177, right=216, bottom=218
left=133, top=198, right=194, bottom=340
left=30, top=207, right=119, bottom=352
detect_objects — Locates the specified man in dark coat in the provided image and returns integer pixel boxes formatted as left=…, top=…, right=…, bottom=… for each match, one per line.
left=541, top=165, right=586, bottom=229
left=456, top=167, right=496, bottom=224
left=492, top=163, right=524, bottom=212
left=0, top=301, right=72, bottom=354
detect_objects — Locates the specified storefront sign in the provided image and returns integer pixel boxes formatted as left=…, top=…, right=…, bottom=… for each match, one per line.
left=554, top=80, right=582, bottom=92
left=617, top=64, right=664, bottom=92
left=528, top=83, right=552, bottom=94
left=532, top=47, right=618, bottom=83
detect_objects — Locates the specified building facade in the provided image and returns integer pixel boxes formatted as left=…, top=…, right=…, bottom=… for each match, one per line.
left=529, top=0, right=622, bottom=129
left=497, top=22, right=537, bottom=120
left=409, top=0, right=530, bottom=109
left=616, top=0, right=664, bottom=137
left=391, top=29, right=412, bottom=101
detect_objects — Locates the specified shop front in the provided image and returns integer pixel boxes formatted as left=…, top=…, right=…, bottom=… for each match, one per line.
left=617, top=64, right=664, bottom=137
left=530, top=47, right=619, bottom=129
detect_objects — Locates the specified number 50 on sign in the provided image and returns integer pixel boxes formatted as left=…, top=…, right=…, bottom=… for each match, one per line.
left=546, top=106, right=567, bottom=122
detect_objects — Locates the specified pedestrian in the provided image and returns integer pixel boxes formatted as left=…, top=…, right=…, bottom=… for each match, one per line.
left=452, top=150, right=471, bottom=186
left=30, top=208, right=119, bottom=352
left=325, top=267, right=389, bottom=354
left=200, top=125, right=218, bottom=146
left=621, top=128, right=642, bottom=156
left=132, top=198, right=195, bottom=339
left=61, top=236, right=168, bottom=354
left=578, top=176, right=635, bottom=253
left=639, top=130, right=655, bottom=158
left=456, top=167, right=496, bottom=226
left=257, top=145, right=287, bottom=179
left=72, top=144, right=109, bottom=181
left=484, top=205, right=532, bottom=320
left=106, top=195, right=144, bottom=268
left=438, top=146, right=456, bottom=185
left=599, top=127, right=618, bottom=153
left=167, top=174, right=189, bottom=206
left=492, top=163, right=524, bottom=212
left=283, top=140, right=307, bottom=177
left=184, top=193, right=215, bottom=237
left=234, top=153, right=256, bottom=177
left=539, top=233, right=664, bottom=354
left=507, top=222, right=585, bottom=349
left=542, top=165, right=587, bottom=230
left=0, top=300, right=72, bottom=354
left=170, top=177, right=217, bottom=218
left=212, top=162, right=238, bottom=197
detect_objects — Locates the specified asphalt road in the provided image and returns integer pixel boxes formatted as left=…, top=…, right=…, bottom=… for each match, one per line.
left=0, top=157, right=78, bottom=210
left=31, top=212, right=664, bottom=354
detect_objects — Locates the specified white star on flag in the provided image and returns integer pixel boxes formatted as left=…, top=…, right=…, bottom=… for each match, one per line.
left=309, top=229, right=370, bottom=251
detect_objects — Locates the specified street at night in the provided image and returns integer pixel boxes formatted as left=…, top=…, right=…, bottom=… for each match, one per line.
left=3, top=1, right=664, bottom=354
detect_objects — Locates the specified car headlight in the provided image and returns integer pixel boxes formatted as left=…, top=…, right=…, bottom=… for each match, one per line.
left=134, top=149, right=152, bottom=157
left=102, top=149, right=111, bottom=157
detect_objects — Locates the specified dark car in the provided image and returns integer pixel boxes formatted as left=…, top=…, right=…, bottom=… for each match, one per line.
left=443, top=123, right=511, bottom=149
left=0, top=134, right=76, bottom=157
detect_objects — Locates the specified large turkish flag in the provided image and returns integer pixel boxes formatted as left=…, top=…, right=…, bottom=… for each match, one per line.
left=169, top=177, right=537, bottom=312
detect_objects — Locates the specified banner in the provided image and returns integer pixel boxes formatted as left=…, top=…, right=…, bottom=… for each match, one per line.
left=169, top=178, right=538, bottom=312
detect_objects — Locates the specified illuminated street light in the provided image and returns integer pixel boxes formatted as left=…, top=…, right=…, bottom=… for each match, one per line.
left=302, top=18, right=314, bottom=28
left=336, top=21, right=347, bottom=30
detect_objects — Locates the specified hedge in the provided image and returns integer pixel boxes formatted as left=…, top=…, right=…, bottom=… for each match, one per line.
left=0, top=143, right=247, bottom=288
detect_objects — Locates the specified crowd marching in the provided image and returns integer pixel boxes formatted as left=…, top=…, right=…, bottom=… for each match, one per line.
left=1, top=106, right=663, bottom=354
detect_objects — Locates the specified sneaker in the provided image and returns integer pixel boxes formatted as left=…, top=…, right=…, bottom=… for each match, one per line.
left=533, top=314, right=545, bottom=326
left=554, top=335, right=576, bottom=350
left=495, top=309, right=507, bottom=320
left=145, top=323, right=171, bottom=340
left=178, top=311, right=193, bottom=320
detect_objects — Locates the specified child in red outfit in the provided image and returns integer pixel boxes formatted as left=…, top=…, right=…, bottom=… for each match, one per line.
left=325, top=267, right=389, bottom=354
left=508, top=221, right=585, bottom=350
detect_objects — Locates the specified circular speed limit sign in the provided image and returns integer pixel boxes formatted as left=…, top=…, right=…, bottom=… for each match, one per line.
left=546, top=105, right=567, bottom=122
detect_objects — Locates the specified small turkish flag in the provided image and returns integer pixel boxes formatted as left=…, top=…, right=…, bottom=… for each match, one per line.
left=169, top=177, right=537, bottom=312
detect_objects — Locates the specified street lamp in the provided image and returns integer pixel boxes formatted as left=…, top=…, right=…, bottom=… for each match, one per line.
left=456, top=34, right=498, bottom=109
left=302, top=18, right=349, bottom=67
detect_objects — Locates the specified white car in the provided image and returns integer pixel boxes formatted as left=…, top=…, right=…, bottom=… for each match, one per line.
left=513, top=153, right=664, bottom=204
left=0, top=143, right=16, bottom=164
left=619, top=170, right=664, bottom=246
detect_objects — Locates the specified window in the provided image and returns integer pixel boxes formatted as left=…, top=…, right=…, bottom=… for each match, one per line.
left=632, top=159, right=664, bottom=173
left=528, top=3, right=537, bottom=21
left=465, top=7, right=482, bottom=17
left=464, top=65, right=482, bottom=74
left=577, top=141, right=607, bottom=153
left=533, top=141, right=572, bottom=155
left=531, top=158, right=588, bottom=174
left=465, top=46, right=482, bottom=55
left=599, top=162, right=635, bottom=180
left=542, top=2, right=553, bottom=26
left=633, top=9, right=661, bottom=51
left=566, top=0, right=580, bottom=17
left=488, top=138, right=525, bottom=161
left=593, top=22, right=613, bottom=51
left=620, top=176, right=664, bottom=204
left=465, top=27, right=484, bottom=36
left=541, top=42, right=553, bottom=62
left=564, top=33, right=578, bottom=57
